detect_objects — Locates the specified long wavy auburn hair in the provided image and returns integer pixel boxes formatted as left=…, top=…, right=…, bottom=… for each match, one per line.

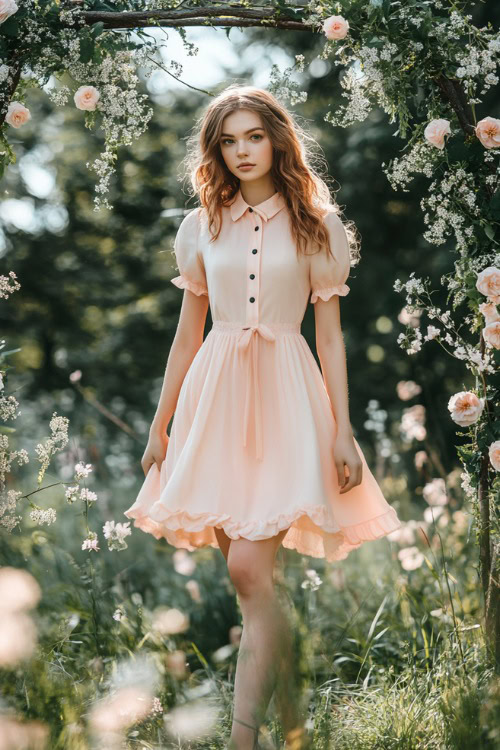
left=180, top=84, right=360, bottom=263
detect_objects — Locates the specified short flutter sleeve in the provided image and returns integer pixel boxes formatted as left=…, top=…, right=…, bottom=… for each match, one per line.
left=309, top=209, right=351, bottom=303
left=170, top=207, right=208, bottom=297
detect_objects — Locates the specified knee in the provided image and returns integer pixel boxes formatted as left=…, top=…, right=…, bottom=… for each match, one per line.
left=227, top=551, right=272, bottom=599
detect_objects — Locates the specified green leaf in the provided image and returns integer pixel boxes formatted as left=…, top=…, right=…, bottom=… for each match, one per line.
left=91, top=22, right=106, bottom=38
left=79, top=37, right=95, bottom=64
left=484, top=223, right=496, bottom=240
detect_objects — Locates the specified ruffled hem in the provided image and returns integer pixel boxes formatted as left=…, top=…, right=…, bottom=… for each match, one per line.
left=123, top=503, right=402, bottom=563
left=171, top=274, right=208, bottom=297
left=310, top=284, right=350, bottom=303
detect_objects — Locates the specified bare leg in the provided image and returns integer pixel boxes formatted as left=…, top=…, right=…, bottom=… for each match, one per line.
left=223, top=529, right=305, bottom=750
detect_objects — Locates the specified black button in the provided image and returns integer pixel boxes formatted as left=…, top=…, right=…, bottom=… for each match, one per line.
left=249, top=273, right=255, bottom=279
left=248, top=207, right=253, bottom=212
left=249, top=297, right=255, bottom=303
left=252, top=248, right=257, bottom=254
left=254, top=226, right=259, bottom=231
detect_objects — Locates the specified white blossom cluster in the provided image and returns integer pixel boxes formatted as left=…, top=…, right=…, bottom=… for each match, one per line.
left=0, top=394, right=20, bottom=421
left=0, top=489, right=22, bottom=532
left=34, top=413, right=69, bottom=484
left=0, top=271, right=21, bottom=300
left=393, top=273, right=497, bottom=375
left=268, top=62, right=308, bottom=107
left=29, top=507, right=57, bottom=526
left=103, top=520, right=132, bottom=551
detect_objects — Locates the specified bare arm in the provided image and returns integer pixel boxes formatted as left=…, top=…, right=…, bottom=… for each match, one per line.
left=141, top=290, right=209, bottom=475
left=314, top=295, right=362, bottom=494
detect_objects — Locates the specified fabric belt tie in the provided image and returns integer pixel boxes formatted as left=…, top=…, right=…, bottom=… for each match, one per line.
left=236, top=324, right=276, bottom=460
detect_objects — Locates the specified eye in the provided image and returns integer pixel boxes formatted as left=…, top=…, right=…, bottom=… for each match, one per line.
left=221, top=138, right=233, bottom=145
left=251, top=134, right=262, bottom=140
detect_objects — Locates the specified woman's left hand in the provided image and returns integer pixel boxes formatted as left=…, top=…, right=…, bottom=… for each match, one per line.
left=334, top=432, right=363, bottom=494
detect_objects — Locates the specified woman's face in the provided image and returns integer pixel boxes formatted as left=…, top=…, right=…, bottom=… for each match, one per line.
left=219, top=109, right=273, bottom=184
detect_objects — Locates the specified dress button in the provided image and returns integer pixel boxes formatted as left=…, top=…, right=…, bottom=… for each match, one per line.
left=254, top=226, right=259, bottom=231
left=248, top=207, right=253, bottom=212
left=252, top=248, right=257, bottom=254
left=249, top=273, right=255, bottom=279
left=249, top=297, right=255, bottom=303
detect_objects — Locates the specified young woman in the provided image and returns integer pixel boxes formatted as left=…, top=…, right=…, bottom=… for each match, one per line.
left=125, top=84, right=402, bottom=750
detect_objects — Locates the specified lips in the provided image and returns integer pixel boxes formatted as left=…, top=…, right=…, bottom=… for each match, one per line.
left=238, top=163, right=255, bottom=168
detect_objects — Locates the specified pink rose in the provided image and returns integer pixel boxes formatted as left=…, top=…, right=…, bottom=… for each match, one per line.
left=475, top=116, right=500, bottom=149
left=323, top=15, right=349, bottom=40
left=0, top=0, right=18, bottom=24
left=424, top=119, right=451, bottom=150
left=448, top=391, right=484, bottom=427
left=483, top=321, right=500, bottom=349
left=5, top=101, right=30, bottom=129
left=479, top=300, right=500, bottom=325
left=74, top=85, right=100, bottom=111
left=476, top=266, right=500, bottom=304
left=489, top=440, right=500, bottom=471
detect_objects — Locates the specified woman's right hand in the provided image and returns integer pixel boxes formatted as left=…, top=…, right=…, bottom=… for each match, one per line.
left=141, top=429, right=169, bottom=477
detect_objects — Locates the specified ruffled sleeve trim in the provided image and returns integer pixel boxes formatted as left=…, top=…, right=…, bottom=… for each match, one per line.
left=171, top=274, right=208, bottom=297
left=310, top=283, right=350, bottom=303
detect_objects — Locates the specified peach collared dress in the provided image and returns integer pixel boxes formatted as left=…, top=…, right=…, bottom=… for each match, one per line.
left=124, top=189, right=402, bottom=561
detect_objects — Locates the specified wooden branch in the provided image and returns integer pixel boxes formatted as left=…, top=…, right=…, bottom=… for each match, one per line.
left=63, top=7, right=313, bottom=32
left=435, top=72, right=476, bottom=137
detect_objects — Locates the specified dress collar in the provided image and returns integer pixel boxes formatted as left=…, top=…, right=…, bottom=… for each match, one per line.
left=229, top=188, right=286, bottom=222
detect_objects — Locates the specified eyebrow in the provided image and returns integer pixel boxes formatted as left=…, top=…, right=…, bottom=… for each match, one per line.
left=220, top=127, right=265, bottom=137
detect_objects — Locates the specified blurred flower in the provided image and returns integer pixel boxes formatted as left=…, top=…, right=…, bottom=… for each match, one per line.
left=75, top=462, right=92, bottom=480
left=185, top=579, right=202, bottom=603
left=173, top=549, right=196, bottom=575
left=0, top=567, right=41, bottom=612
left=82, top=531, right=99, bottom=552
left=489, top=440, right=500, bottom=471
left=150, top=696, right=163, bottom=715
left=80, top=488, right=97, bottom=504
left=65, top=485, right=80, bottom=504
left=388, top=521, right=417, bottom=546
left=424, top=118, right=451, bottom=150
left=423, top=505, right=447, bottom=525
left=89, top=686, right=153, bottom=735
left=396, top=380, right=422, bottom=401
left=163, top=699, right=220, bottom=741
left=0, top=612, right=38, bottom=667
left=113, top=608, right=124, bottom=622
left=152, top=607, right=189, bottom=635
left=301, top=569, right=323, bottom=591
left=103, top=520, right=131, bottom=551
left=229, top=625, right=242, bottom=646
left=165, top=650, right=188, bottom=679
left=398, top=306, right=422, bottom=327
left=0, top=715, right=48, bottom=749
left=414, top=450, right=428, bottom=470
left=448, top=391, right=484, bottom=426
left=398, top=546, right=425, bottom=571
left=452, top=510, right=470, bottom=534
left=69, top=369, right=82, bottom=383
left=422, top=478, right=448, bottom=506
left=400, top=404, right=426, bottom=441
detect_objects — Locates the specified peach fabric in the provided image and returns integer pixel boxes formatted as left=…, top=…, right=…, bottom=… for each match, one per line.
left=124, top=189, right=402, bottom=561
